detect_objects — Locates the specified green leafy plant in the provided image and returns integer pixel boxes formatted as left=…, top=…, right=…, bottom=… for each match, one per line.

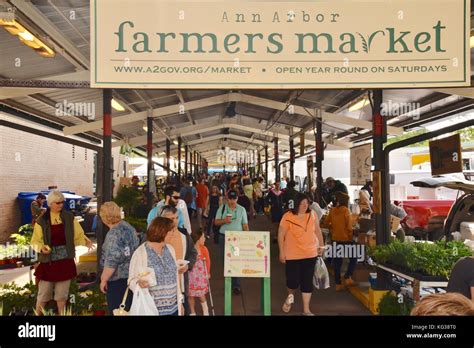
left=369, top=240, right=472, bottom=278
left=114, top=186, right=141, bottom=217
left=0, top=280, right=108, bottom=316
left=378, top=291, right=414, bottom=316
left=10, top=224, right=34, bottom=247
left=0, top=282, right=37, bottom=315
left=124, top=217, right=147, bottom=233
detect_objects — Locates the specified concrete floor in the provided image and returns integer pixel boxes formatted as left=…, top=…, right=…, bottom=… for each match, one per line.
left=199, top=214, right=371, bottom=316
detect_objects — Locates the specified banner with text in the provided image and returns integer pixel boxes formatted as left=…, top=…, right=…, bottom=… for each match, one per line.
left=350, top=144, right=372, bottom=186
left=91, top=0, right=470, bottom=89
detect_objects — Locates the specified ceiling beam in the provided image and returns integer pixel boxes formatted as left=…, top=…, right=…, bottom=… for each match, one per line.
left=113, top=118, right=352, bottom=149
left=63, top=93, right=229, bottom=135
left=64, top=92, right=403, bottom=137
left=432, top=88, right=474, bottom=99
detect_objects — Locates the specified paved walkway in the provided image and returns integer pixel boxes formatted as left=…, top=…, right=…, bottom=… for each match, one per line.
left=197, top=214, right=371, bottom=316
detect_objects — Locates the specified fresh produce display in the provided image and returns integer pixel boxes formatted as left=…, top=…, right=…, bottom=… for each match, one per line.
left=369, top=240, right=472, bottom=278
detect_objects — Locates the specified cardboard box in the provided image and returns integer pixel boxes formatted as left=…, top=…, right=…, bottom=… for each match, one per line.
left=369, top=288, right=389, bottom=314
left=367, top=234, right=376, bottom=248
left=391, top=215, right=401, bottom=233
left=357, top=232, right=367, bottom=245
left=351, top=264, right=374, bottom=283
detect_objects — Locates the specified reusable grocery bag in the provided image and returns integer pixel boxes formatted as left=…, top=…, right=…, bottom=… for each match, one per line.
left=129, top=287, right=159, bottom=315
left=313, top=257, right=330, bottom=290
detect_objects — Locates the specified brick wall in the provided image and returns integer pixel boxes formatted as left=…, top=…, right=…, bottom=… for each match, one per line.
left=0, top=112, right=96, bottom=242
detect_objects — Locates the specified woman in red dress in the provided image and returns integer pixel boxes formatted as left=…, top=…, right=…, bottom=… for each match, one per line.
left=31, top=191, right=93, bottom=315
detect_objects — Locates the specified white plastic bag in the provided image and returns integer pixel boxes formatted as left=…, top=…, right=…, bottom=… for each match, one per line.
left=129, top=287, right=159, bottom=316
left=313, top=257, right=330, bottom=290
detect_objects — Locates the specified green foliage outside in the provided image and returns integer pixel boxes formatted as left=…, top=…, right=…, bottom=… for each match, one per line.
left=386, top=127, right=474, bottom=148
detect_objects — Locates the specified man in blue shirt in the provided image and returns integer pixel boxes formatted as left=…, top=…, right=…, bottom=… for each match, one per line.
left=214, top=189, right=249, bottom=295
left=147, top=186, right=192, bottom=234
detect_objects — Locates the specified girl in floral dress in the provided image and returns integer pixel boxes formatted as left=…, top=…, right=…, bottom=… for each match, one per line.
left=188, top=230, right=211, bottom=315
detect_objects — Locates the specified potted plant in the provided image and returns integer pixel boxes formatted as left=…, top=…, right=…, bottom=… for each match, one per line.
left=0, top=282, right=37, bottom=316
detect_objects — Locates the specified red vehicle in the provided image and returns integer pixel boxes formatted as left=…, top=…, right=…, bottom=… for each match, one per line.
left=398, top=199, right=454, bottom=240
left=399, top=176, right=474, bottom=240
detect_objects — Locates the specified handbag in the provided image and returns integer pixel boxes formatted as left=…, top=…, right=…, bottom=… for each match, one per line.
left=313, top=257, right=330, bottom=290
left=113, top=287, right=130, bottom=316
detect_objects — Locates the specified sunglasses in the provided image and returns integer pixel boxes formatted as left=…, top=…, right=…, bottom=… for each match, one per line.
left=172, top=196, right=180, bottom=200
left=55, top=201, right=65, bottom=205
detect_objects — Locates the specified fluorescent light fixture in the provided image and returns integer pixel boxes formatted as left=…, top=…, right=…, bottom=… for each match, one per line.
left=18, top=31, right=34, bottom=41
left=349, top=98, right=370, bottom=112
left=0, top=13, right=55, bottom=57
left=173, top=140, right=179, bottom=145
left=111, top=98, right=125, bottom=112
left=470, top=34, right=474, bottom=48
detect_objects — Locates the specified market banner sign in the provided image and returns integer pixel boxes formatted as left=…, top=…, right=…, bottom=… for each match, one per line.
left=350, top=144, right=372, bottom=186
left=224, top=231, right=270, bottom=278
left=429, top=134, right=463, bottom=175
left=91, top=0, right=470, bottom=89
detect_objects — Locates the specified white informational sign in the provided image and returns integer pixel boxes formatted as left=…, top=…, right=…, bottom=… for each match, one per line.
left=224, top=231, right=270, bottom=278
left=91, top=0, right=470, bottom=89
left=350, top=144, right=372, bottom=186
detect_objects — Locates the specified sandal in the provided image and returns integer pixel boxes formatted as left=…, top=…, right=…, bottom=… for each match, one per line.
left=302, top=312, right=315, bottom=316
left=282, top=294, right=294, bottom=313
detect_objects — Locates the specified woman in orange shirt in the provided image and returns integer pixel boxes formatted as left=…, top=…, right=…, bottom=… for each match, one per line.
left=278, top=193, right=324, bottom=316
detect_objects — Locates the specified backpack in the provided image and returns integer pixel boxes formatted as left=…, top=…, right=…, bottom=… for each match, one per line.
left=184, top=187, right=194, bottom=204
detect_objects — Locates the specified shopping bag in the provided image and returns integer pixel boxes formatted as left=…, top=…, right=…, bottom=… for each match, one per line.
left=129, top=287, right=159, bottom=315
left=313, top=257, right=330, bottom=290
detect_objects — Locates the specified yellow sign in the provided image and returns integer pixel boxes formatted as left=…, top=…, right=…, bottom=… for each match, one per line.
left=224, top=231, right=270, bottom=278
left=91, top=0, right=470, bottom=89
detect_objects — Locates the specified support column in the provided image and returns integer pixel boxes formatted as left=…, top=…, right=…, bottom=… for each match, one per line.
left=198, top=153, right=201, bottom=176
left=178, top=137, right=182, bottom=180
left=146, top=114, right=154, bottom=210
left=264, top=145, right=268, bottom=184
left=98, top=89, right=113, bottom=274
left=257, top=150, right=261, bottom=177
left=193, top=151, right=197, bottom=178
left=372, top=90, right=391, bottom=290
left=274, top=137, right=279, bottom=183
left=289, top=136, right=295, bottom=182
left=184, top=145, right=188, bottom=179
left=315, top=109, right=324, bottom=206
left=166, top=138, right=171, bottom=180
left=102, top=89, right=113, bottom=203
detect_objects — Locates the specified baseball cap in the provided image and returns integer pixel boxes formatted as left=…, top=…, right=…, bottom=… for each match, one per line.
left=227, top=190, right=238, bottom=200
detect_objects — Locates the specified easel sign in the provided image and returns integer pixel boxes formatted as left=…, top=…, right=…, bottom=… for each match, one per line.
left=224, top=231, right=271, bottom=315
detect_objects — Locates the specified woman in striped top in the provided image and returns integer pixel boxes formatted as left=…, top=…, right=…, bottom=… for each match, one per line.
left=129, top=217, right=182, bottom=316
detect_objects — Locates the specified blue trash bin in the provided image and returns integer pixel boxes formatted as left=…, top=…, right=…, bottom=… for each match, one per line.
left=17, top=192, right=40, bottom=225
left=18, top=191, right=93, bottom=225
